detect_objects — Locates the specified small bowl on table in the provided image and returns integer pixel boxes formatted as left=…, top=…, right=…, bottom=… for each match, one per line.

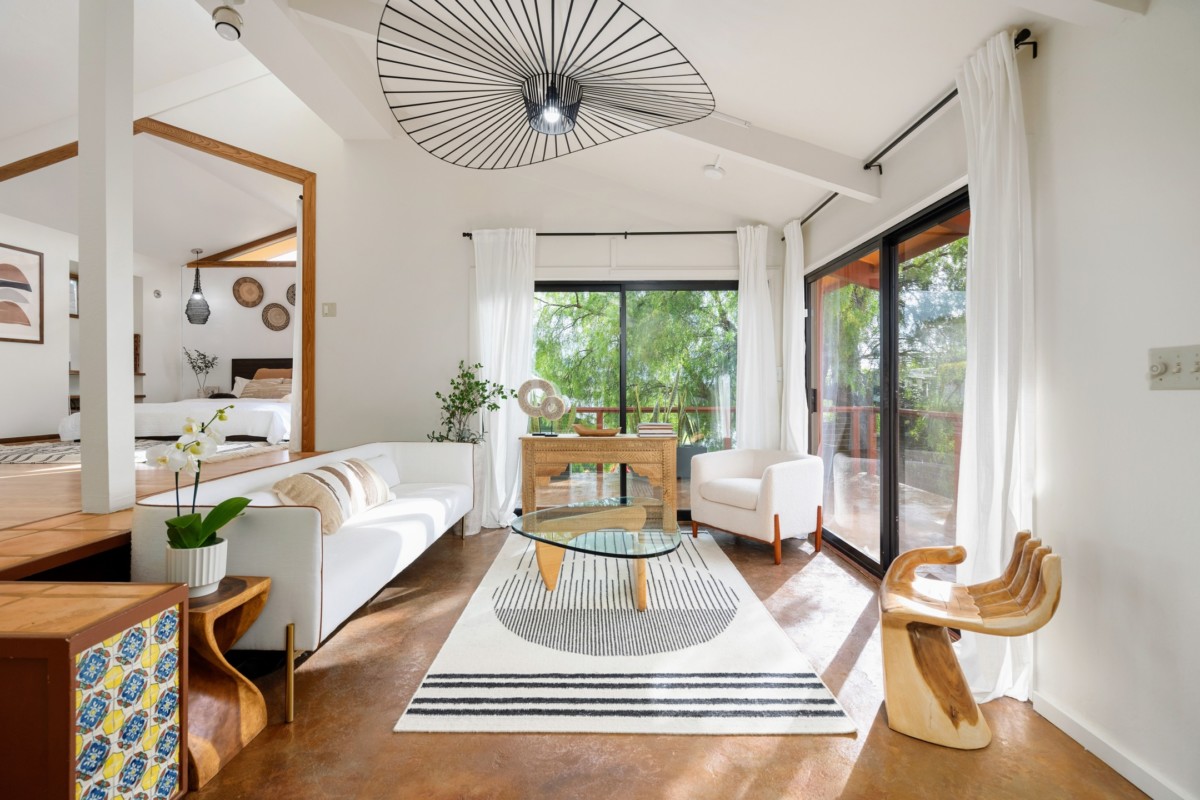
left=572, top=424, right=620, bottom=437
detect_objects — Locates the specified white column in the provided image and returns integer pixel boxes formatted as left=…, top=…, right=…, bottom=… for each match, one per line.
left=79, top=0, right=135, bottom=513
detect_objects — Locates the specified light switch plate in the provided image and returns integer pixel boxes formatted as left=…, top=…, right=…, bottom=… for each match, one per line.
left=1148, top=345, right=1200, bottom=390
left=321, top=302, right=337, bottom=318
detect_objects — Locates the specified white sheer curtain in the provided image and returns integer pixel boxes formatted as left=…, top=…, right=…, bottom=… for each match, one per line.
left=954, top=30, right=1036, bottom=702
left=780, top=220, right=808, bottom=454
left=473, top=228, right=536, bottom=528
left=290, top=195, right=303, bottom=453
left=734, top=224, right=779, bottom=449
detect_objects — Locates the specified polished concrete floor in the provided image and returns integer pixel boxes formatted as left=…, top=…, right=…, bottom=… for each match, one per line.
left=202, top=529, right=1144, bottom=800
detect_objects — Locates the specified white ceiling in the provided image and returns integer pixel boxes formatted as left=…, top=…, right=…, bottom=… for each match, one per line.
left=0, top=0, right=1056, bottom=243
left=0, top=135, right=296, bottom=265
left=0, top=0, right=247, bottom=142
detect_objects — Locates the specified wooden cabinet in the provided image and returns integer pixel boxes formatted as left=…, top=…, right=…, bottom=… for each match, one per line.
left=0, top=582, right=188, bottom=800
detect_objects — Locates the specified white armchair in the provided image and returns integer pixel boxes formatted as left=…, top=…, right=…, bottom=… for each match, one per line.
left=689, top=449, right=824, bottom=564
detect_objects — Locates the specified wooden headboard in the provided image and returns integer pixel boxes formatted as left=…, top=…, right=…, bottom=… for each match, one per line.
left=231, top=357, right=293, bottom=383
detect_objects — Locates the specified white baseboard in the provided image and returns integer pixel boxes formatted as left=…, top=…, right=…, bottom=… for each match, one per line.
left=1032, top=692, right=1195, bottom=800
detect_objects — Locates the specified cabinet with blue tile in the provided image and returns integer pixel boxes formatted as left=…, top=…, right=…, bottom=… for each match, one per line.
left=0, top=582, right=188, bottom=800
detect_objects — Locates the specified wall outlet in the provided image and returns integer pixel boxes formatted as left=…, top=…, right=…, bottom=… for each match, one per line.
left=321, top=302, right=337, bottom=318
left=1148, top=345, right=1200, bottom=390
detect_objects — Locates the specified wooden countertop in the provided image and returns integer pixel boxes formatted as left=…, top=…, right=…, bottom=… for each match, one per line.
left=0, top=582, right=177, bottom=637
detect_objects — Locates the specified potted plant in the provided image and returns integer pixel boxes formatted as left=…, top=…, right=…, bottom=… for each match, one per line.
left=427, top=361, right=517, bottom=535
left=183, top=347, right=219, bottom=398
left=146, top=406, right=250, bottom=597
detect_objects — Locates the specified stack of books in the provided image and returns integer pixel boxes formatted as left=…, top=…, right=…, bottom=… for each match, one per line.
left=637, top=423, right=675, bottom=438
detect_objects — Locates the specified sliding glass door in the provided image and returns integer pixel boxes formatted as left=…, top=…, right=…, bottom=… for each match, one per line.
left=531, top=282, right=737, bottom=514
left=807, top=191, right=969, bottom=575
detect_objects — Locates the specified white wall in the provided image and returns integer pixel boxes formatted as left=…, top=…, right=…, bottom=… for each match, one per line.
left=1023, top=4, right=1200, bottom=799
left=0, top=212, right=181, bottom=438
left=178, top=266, right=296, bottom=396
left=153, top=79, right=777, bottom=449
left=0, top=212, right=72, bottom=438
left=801, top=6, right=1200, bottom=798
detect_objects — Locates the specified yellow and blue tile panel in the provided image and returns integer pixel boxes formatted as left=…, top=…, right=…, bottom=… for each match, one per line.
left=74, top=606, right=182, bottom=800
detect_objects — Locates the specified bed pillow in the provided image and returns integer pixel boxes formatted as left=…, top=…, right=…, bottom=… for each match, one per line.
left=239, top=378, right=292, bottom=400
left=232, top=376, right=251, bottom=397
left=254, top=368, right=293, bottom=379
left=273, top=458, right=395, bottom=535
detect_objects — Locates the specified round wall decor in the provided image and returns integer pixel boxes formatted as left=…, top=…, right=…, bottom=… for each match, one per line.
left=262, top=302, right=290, bottom=331
left=286, top=283, right=295, bottom=306
left=233, top=277, right=264, bottom=308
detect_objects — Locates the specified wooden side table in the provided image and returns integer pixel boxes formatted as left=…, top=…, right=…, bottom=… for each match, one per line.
left=186, top=576, right=270, bottom=789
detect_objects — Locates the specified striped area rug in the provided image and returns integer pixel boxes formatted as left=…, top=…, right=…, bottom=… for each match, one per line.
left=395, top=532, right=855, bottom=736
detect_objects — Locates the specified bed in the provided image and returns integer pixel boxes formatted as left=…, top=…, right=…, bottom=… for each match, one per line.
left=58, top=358, right=293, bottom=444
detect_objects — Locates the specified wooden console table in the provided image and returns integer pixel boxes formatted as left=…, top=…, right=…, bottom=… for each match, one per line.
left=520, top=434, right=677, bottom=519
left=186, top=576, right=270, bottom=789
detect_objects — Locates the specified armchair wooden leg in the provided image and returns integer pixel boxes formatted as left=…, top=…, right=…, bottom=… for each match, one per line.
left=814, top=505, right=823, bottom=553
left=773, top=514, right=782, bottom=565
left=691, top=520, right=699, bottom=539
left=880, top=615, right=990, bottom=749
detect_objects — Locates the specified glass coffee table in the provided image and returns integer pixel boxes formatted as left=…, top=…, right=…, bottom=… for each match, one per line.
left=511, top=497, right=681, bottom=612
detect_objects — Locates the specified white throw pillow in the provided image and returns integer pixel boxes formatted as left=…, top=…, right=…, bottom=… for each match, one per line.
left=232, top=376, right=250, bottom=397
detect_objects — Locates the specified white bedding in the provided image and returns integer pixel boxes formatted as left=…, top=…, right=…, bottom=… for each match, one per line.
left=58, top=398, right=291, bottom=444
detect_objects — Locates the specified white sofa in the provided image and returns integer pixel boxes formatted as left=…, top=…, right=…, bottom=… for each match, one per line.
left=131, top=442, right=473, bottom=654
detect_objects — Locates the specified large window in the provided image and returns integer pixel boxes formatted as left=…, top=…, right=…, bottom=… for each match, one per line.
left=808, top=191, right=968, bottom=576
left=532, top=282, right=737, bottom=513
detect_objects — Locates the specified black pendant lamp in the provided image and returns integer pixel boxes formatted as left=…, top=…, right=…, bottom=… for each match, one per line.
left=185, top=249, right=211, bottom=325
left=376, top=0, right=714, bottom=169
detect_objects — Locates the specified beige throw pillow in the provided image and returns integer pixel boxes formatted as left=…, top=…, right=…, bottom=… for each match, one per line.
left=274, top=458, right=394, bottom=535
left=240, top=378, right=292, bottom=400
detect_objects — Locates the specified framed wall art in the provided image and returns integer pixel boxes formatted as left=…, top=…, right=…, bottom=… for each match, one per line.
left=69, top=272, right=79, bottom=318
left=0, top=242, right=44, bottom=344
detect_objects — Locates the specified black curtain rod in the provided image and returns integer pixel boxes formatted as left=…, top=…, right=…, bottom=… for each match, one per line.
left=462, top=230, right=737, bottom=240
left=792, top=28, right=1038, bottom=235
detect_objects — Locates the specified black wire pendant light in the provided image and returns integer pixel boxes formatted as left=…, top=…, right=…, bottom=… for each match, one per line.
left=376, top=0, right=715, bottom=169
left=185, top=249, right=211, bottom=325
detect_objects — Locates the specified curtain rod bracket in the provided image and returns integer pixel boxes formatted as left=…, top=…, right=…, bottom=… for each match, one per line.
left=864, top=163, right=883, bottom=175
left=1014, top=28, right=1038, bottom=59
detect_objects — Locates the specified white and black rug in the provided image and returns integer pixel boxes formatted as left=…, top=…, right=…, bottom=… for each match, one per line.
left=395, top=532, right=855, bottom=736
left=0, top=439, right=283, bottom=465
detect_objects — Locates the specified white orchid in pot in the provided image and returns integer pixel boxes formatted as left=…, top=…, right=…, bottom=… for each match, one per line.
left=146, top=405, right=250, bottom=598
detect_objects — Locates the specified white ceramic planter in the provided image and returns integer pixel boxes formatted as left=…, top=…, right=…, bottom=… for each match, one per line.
left=460, top=443, right=484, bottom=536
left=165, top=538, right=228, bottom=598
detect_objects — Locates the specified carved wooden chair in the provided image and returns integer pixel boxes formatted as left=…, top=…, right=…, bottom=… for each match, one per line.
left=879, top=531, right=1062, bottom=749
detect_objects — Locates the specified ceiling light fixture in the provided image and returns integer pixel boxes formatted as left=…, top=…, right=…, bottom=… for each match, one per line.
left=376, top=0, right=714, bottom=169
left=212, top=1, right=244, bottom=41
left=703, top=155, right=726, bottom=180
left=185, top=250, right=211, bottom=325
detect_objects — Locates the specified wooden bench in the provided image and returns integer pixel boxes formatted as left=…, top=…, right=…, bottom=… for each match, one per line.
left=879, top=531, right=1062, bottom=749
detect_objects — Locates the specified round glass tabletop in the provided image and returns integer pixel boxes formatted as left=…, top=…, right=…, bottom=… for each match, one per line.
left=511, top=496, right=681, bottom=560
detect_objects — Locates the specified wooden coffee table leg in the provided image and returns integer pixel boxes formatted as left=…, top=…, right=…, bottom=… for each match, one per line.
left=635, top=559, right=648, bottom=612
left=535, top=541, right=565, bottom=591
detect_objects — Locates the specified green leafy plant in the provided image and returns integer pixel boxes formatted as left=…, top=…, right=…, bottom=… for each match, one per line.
left=427, top=360, right=517, bottom=444
left=165, top=497, right=251, bottom=549
left=183, top=347, right=219, bottom=396
left=145, top=405, right=250, bottom=549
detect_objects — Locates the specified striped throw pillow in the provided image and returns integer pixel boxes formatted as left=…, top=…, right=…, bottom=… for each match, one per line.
left=273, top=458, right=395, bottom=535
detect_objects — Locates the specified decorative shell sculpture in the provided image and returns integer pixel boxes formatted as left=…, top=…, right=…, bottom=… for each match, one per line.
left=517, top=379, right=568, bottom=422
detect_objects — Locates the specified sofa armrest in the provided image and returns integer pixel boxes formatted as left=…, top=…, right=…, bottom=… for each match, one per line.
left=391, top=442, right=474, bottom=488
left=132, top=503, right=327, bottom=652
left=761, top=455, right=824, bottom=532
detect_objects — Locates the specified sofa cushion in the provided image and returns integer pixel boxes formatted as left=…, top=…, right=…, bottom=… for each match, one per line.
left=273, top=458, right=396, bottom=535
left=699, top=477, right=761, bottom=511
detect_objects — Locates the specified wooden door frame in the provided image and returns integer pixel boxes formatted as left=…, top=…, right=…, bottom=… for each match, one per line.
left=0, top=118, right=317, bottom=450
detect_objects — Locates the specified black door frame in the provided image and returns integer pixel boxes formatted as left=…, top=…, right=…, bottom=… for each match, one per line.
left=534, top=280, right=739, bottom=518
left=805, top=188, right=970, bottom=577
